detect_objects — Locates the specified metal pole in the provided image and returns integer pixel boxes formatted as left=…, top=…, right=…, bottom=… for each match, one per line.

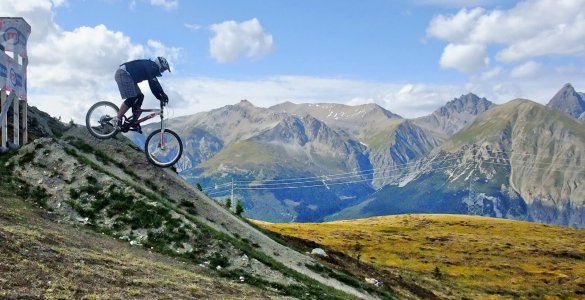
left=231, top=179, right=234, bottom=211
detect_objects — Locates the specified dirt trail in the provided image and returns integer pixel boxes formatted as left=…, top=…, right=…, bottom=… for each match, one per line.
left=68, top=128, right=379, bottom=300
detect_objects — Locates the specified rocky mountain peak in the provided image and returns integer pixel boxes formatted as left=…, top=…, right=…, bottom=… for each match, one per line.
left=237, top=99, right=255, bottom=107
left=438, top=93, right=494, bottom=117
left=413, top=93, right=495, bottom=138
left=358, top=102, right=402, bottom=119
left=546, top=83, right=585, bottom=119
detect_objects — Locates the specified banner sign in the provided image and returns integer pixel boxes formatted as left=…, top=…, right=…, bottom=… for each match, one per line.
left=0, top=17, right=30, bottom=101
left=0, top=17, right=30, bottom=56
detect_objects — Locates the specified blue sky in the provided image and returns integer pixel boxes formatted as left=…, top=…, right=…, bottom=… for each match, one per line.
left=3, top=0, right=585, bottom=122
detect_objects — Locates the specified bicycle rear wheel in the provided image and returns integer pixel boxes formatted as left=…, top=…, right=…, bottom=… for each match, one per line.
left=86, top=101, right=119, bottom=139
left=144, top=129, right=183, bottom=168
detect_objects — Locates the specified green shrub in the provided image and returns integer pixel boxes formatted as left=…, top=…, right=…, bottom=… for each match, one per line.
left=209, top=252, right=230, bottom=269
left=86, top=175, right=98, bottom=185
left=31, top=186, right=50, bottom=210
left=69, top=138, right=94, bottom=154
left=144, top=231, right=173, bottom=253
left=127, top=201, right=169, bottom=229
left=18, top=151, right=35, bottom=165
left=93, top=150, right=110, bottom=165
left=235, top=200, right=244, bottom=216
left=79, top=184, right=101, bottom=196
left=90, top=195, right=111, bottom=212
left=66, top=200, right=95, bottom=219
left=69, top=188, right=80, bottom=200
left=107, top=197, right=134, bottom=217
left=185, top=206, right=197, bottom=215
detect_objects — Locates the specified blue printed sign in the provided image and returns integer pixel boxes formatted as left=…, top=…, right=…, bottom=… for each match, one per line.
left=0, top=63, right=6, bottom=78
left=0, top=18, right=29, bottom=100
left=9, top=68, right=15, bottom=86
left=3, top=27, right=26, bottom=47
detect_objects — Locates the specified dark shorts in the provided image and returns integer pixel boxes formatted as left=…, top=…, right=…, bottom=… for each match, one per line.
left=115, top=68, right=141, bottom=100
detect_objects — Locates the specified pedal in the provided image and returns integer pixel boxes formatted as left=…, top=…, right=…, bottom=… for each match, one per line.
left=120, top=123, right=130, bottom=133
left=129, top=124, right=142, bottom=134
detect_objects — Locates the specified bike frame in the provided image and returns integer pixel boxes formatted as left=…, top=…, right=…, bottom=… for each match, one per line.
left=124, top=103, right=168, bottom=147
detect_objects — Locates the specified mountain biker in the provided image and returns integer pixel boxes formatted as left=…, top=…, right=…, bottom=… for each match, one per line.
left=114, top=57, right=171, bottom=131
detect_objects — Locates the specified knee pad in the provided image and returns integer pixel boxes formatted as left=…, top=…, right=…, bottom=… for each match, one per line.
left=123, top=95, right=138, bottom=108
left=133, top=93, right=144, bottom=110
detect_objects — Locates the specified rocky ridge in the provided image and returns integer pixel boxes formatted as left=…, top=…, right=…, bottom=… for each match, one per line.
left=547, top=83, right=585, bottom=121
left=158, top=94, right=492, bottom=222
left=333, top=99, right=585, bottom=227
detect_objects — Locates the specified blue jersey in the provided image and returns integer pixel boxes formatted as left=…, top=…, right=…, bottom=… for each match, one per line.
left=120, top=59, right=164, bottom=97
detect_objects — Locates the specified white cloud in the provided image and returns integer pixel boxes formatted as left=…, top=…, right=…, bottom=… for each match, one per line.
left=427, top=0, right=585, bottom=72
left=150, top=0, right=178, bottom=10
left=416, top=0, right=503, bottom=7
left=145, top=39, right=181, bottom=67
left=384, top=83, right=464, bottom=115
left=184, top=23, right=202, bottom=32
left=167, top=76, right=472, bottom=118
left=496, top=17, right=585, bottom=62
left=480, top=66, right=503, bottom=80
left=509, top=61, right=541, bottom=78
left=427, top=8, right=485, bottom=41
left=209, top=18, right=274, bottom=63
left=2, top=0, right=582, bottom=127
left=439, top=43, right=488, bottom=73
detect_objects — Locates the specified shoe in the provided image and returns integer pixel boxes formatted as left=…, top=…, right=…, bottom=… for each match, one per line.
left=130, top=123, right=142, bottom=134
left=114, top=118, right=122, bottom=131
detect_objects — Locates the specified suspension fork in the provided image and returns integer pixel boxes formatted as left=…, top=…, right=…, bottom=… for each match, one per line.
left=159, top=104, right=166, bottom=148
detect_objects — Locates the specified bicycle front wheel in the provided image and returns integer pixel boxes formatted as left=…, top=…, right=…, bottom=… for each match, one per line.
left=144, top=129, right=183, bottom=168
left=86, top=101, right=119, bottom=139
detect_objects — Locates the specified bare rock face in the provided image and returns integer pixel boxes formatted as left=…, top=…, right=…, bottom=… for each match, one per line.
left=154, top=100, right=437, bottom=222
left=547, top=83, right=585, bottom=120
left=336, top=100, right=585, bottom=227
left=413, top=93, right=495, bottom=138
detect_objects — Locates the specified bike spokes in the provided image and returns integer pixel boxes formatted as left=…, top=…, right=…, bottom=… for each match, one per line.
left=145, top=129, right=183, bottom=167
left=86, top=101, right=119, bottom=139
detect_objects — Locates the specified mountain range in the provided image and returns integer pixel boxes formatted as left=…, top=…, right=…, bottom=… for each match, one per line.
left=133, top=83, right=585, bottom=227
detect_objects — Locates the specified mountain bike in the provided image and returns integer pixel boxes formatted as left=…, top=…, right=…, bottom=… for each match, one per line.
left=85, top=100, right=183, bottom=168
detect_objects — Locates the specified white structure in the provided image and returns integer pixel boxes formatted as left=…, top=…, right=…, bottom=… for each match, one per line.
left=0, top=17, right=30, bottom=149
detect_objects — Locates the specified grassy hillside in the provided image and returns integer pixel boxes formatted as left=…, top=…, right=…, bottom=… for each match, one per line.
left=0, top=180, right=280, bottom=299
left=256, top=214, right=585, bottom=299
left=448, top=99, right=585, bottom=147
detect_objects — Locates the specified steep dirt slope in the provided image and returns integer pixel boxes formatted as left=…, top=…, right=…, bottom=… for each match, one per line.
left=20, top=126, right=381, bottom=300
left=0, top=195, right=284, bottom=299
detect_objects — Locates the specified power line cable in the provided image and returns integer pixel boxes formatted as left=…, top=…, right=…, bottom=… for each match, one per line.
left=203, top=149, right=585, bottom=195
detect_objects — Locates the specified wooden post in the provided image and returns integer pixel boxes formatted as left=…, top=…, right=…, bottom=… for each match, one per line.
left=11, top=49, right=19, bottom=146
left=1, top=89, right=6, bottom=148
left=20, top=100, right=27, bottom=144
left=13, top=93, right=19, bottom=146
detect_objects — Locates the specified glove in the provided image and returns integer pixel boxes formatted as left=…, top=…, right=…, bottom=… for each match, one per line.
left=159, top=93, right=169, bottom=104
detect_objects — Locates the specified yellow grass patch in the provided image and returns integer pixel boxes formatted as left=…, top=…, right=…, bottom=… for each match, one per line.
left=255, top=214, right=585, bottom=299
